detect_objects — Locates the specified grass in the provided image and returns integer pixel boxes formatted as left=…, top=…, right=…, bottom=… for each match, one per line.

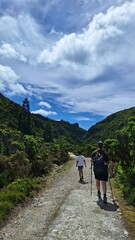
left=0, top=177, right=42, bottom=225
left=0, top=159, right=74, bottom=226
left=112, top=180, right=135, bottom=240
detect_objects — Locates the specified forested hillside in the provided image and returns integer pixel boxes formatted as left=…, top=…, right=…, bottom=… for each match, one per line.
left=0, top=93, right=86, bottom=145
left=0, top=93, right=86, bottom=224
left=0, top=93, right=135, bottom=226
left=83, top=107, right=135, bottom=143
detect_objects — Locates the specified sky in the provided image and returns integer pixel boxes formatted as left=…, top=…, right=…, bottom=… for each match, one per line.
left=0, top=0, right=135, bottom=130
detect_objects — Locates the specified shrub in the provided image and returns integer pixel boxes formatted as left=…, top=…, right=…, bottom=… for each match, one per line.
left=7, top=178, right=42, bottom=197
left=0, top=170, right=9, bottom=188
left=0, top=201, right=13, bottom=224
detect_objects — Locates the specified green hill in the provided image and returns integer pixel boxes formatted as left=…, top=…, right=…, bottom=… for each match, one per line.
left=0, top=93, right=86, bottom=144
left=1, top=92, right=135, bottom=145
left=83, top=107, right=135, bottom=144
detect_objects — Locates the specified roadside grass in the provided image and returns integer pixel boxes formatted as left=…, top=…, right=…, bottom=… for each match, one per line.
left=112, top=180, right=135, bottom=240
left=0, top=159, right=74, bottom=226
left=0, top=177, right=42, bottom=225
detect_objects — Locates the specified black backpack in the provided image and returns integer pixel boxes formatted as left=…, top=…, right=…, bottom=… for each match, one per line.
left=92, top=151, right=106, bottom=174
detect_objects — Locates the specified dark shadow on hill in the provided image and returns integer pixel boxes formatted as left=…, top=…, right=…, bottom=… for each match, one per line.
left=97, top=199, right=119, bottom=212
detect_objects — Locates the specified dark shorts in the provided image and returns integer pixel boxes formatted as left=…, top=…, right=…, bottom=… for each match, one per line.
left=94, top=172, right=108, bottom=181
left=78, top=166, right=83, bottom=171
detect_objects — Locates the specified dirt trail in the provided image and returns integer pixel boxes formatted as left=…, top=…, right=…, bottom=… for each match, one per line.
left=0, top=154, right=129, bottom=240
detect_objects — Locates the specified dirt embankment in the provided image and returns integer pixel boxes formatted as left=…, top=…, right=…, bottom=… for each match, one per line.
left=0, top=154, right=129, bottom=240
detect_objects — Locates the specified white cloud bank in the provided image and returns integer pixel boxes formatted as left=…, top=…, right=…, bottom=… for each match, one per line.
left=0, top=0, right=135, bottom=120
left=37, top=1, right=135, bottom=70
left=31, top=109, right=57, bottom=117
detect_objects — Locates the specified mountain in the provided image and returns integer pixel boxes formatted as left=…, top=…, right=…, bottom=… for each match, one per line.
left=0, top=93, right=86, bottom=144
left=1, top=93, right=135, bottom=146
left=83, top=107, right=135, bottom=144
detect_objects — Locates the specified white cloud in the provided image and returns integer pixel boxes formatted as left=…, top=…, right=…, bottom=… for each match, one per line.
left=0, top=64, right=28, bottom=96
left=37, top=0, right=135, bottom=72
left=31, top=109, right=57, bottom=117
left=0, top=64, right=20, bottom=83
left=0, top=42, right=27, bottom=62
left=1, top=0, right=135, bottom=121
left=0, top=14, right=50, bottom=61
left=39, top=101, right=51, bottom=109
left=75, top=116, right=92, bottom=121
left=6, top=83, right=27, bottom=96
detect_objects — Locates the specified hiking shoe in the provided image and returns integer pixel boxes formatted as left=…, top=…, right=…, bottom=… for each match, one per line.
left=97, top=191, right=101, bottom=199
left=103, top=197, right=107, bottom=204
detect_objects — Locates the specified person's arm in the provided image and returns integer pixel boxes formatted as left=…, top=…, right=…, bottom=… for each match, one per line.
left=76, top=157, right=78, bottom=167
left=84, top=159, right=87, bottom=167
left=91, top=150, right=96, bottom=164
left=91, top=156, right=94, bottom=163
left=103, top=152, right=109, bottom=165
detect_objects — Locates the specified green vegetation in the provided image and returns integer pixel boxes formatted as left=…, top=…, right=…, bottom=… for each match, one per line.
left=0, top=93, right=86, bottom=144
left=112, top=181, right=135, bottom=240
left=104, top=116, right=135, bottom=207
left=0, top=92, right=135, bottom=227
left=0, top=93, right=85, bottom=223
left=0, top=177, right=42, bottom=224
left=83, top=107, right=135, bottom=143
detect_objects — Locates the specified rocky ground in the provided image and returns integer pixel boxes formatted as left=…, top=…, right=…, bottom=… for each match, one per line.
left=0, top=154, right=129, bottom=240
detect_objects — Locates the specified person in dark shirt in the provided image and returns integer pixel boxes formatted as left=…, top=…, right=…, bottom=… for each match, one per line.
left=91, top=141, right=109, bottom=204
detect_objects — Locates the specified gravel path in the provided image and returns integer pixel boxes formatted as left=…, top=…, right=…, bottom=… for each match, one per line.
left=0, top=154, right=129, bottom=240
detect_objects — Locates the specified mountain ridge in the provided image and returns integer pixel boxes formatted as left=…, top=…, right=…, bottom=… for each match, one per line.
left=0, top=93, right=86, bottom=144
left=1, top=93, right=135, bottom=145
left=83, top=107, right=135, bottom=143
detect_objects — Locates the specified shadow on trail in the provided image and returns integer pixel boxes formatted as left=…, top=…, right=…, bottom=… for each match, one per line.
left=97, top=199, right=119, bottom=212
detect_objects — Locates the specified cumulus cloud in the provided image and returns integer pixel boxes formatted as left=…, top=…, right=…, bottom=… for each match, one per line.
left=31, top=109, right=57, bottom=117
left=1, top=0, right=135, bottom=124
left=0, top=64, right=28, bottom=96
left=39, top=101, right=51, bottom=109
left=0, top=42, right=27, bottom=62
left=0, top=64, right=20, bottom=83
left=0, top=14, right=49, bottom=61
left=37, top=0, right=135, bottom=70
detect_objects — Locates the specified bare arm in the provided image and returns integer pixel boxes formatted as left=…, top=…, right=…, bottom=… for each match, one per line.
left=84, top=159, right=87, bottom=167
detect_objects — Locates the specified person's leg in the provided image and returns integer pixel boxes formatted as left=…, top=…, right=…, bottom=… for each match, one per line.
left=80, top=167, right=83, bottom=180
left=79, top=169, right=82, bottom=179
left=101, top=181, right=107, bottom=194
left=78, top=167, right=83, bottom=181
left=101, top=181, right=107, bottom=203
left=96, top=179, right=101, bottom=199
left=82, top=169, right=84, bottom=179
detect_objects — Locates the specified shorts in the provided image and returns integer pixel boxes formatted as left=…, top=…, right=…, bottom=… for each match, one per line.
left=94, top=172, right=108, bottom=181
left=78, top=166, right=83, bottom=171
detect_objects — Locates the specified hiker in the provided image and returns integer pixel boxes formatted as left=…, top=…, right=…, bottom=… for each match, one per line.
left=76, top=151, right=87, bottom=182
left=91, top=141, right=109, bottom=204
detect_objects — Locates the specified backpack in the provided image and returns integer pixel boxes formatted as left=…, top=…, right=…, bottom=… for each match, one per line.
left=92, top=151, right=106, bottom=174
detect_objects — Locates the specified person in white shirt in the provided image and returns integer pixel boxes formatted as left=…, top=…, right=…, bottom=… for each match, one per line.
left=76, top=151, right=87, bottom=182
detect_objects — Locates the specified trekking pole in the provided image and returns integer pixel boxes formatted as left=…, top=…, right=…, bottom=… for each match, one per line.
left=90, top=160, right=93, bottom=196
left=108, top=168, right=115, bottom=203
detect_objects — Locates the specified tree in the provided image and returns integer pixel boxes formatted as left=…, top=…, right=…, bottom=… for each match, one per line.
left=22, top=98, right=30, bottom=112
left=43, top=123, right=53, bottom=143
left=18, top=98, right=32, bottom=135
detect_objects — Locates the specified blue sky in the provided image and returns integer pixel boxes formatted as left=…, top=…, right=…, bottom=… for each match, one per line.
left=0, top=0, right=135, bottom=130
